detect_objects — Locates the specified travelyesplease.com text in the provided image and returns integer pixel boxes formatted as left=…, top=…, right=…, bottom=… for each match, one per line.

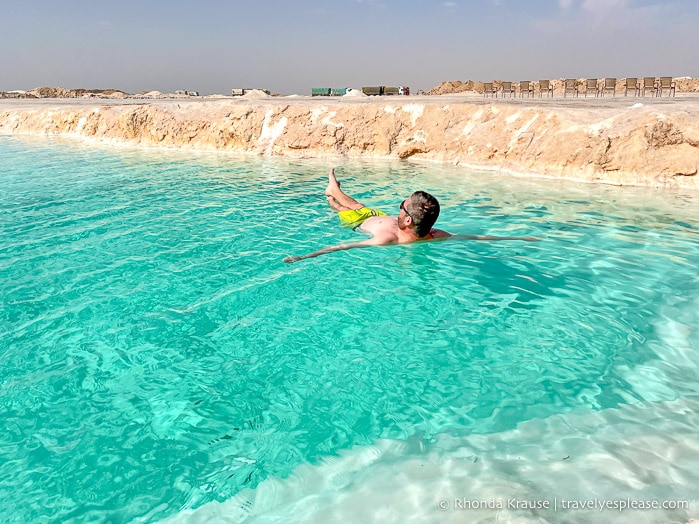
left=438, top=497, right=689, bottom=512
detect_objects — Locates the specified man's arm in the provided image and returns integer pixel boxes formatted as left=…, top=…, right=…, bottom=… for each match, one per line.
left=444, top=234, right=541, bottom=242
left=430, top=231, right=540, bottom=242
left=283, top=238, right=389, bottom=263
left=283, top=233, right=540, bottom=263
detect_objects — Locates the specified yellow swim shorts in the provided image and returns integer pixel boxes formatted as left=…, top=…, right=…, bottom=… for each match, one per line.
left=337, top=207, right=387, bottom=230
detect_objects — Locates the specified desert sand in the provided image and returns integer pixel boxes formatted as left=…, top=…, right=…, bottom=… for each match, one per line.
left=1, top=92, right=698, bottom=188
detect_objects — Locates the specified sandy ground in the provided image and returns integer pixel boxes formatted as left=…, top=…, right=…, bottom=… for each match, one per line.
left=2, top=91, right=698, bottom=111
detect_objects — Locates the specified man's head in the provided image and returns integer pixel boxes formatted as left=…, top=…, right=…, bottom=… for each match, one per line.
left=400, top=191, right=440, bottom=237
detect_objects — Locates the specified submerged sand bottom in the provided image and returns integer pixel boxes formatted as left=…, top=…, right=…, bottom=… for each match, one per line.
left=161, top=303, right=699, bottom=524
left=163, top=397, right=699, bottom=524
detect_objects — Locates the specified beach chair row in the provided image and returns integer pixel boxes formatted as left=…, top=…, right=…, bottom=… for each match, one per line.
left=484, top=77, right=676, bottom=98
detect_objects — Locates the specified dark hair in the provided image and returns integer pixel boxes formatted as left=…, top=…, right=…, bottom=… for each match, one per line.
left=407, top=191, right=440, bottom=237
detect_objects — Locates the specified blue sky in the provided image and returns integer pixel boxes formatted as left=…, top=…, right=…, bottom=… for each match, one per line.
left=1, top=0, right=696, bottom=95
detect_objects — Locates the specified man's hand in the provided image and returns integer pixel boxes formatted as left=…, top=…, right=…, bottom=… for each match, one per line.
left=283, top=256, right=301, bottom=264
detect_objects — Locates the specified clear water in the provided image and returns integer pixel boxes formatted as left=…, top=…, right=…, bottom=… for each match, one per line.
left=1, top=136, right=698, bottom=523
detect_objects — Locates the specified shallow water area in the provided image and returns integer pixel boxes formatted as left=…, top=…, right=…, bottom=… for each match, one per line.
left=0, top=136, right=698, bottom=523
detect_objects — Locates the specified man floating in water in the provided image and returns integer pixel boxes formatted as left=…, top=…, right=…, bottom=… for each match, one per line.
left=283, top=169, right=538, bottom=263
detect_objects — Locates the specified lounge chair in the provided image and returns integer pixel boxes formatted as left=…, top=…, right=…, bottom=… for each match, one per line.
left=519, top=81, right=534, bottom=98
left=640, top=77, right=658, bottom=97
left=584, top=78, right=598, bottom=97
left=563, top=79, right=578, bottom=97
left=657, top=77, right=676, bottom=97
left=624, top=78, right=640, bottom=96
left=500, top=81, right=515, bottom=98
left=538, top=80, right=554, bottom=97
left=599, top=78, right=617, bottom=97
left=483, top=82, right=496, bottom=98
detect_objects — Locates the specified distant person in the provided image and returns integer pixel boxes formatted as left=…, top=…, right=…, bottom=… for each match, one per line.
left=283, top=169, right=538, bottom=263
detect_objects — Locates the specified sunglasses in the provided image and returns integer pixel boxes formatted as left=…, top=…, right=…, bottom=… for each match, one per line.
left=400, top=200, right=414, bottom=221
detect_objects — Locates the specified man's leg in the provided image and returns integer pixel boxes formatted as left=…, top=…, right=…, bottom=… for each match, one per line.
left=325, top=168, right=365, bottom=212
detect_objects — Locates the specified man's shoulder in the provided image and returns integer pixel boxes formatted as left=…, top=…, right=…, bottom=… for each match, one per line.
left=428, top=228, right=451, bottom=239
left=373, top=229, right=401, bottom=244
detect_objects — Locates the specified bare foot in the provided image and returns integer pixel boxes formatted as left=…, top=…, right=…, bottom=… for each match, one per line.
left=325, top=168, right=340, bottom=197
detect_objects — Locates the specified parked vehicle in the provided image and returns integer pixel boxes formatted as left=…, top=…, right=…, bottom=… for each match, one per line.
left=362, top=86, right=383, bottom=96
left=231, top=88, right=271, bottom=96
left=361, top=86, right=410, bottom=96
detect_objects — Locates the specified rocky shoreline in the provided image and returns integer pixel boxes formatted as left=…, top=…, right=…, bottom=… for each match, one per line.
left=1, top=95, right=698, bottom=189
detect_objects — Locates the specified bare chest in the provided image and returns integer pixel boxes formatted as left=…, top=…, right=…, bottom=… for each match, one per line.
left=359, top=216, right=399, bottom=236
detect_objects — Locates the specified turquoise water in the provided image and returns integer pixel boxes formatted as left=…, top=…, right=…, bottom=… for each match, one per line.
left=1, top=136, right=698, bottom=523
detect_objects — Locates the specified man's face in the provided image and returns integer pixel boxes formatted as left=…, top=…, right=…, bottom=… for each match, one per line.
left=398, top=197, right=413, bottom=230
